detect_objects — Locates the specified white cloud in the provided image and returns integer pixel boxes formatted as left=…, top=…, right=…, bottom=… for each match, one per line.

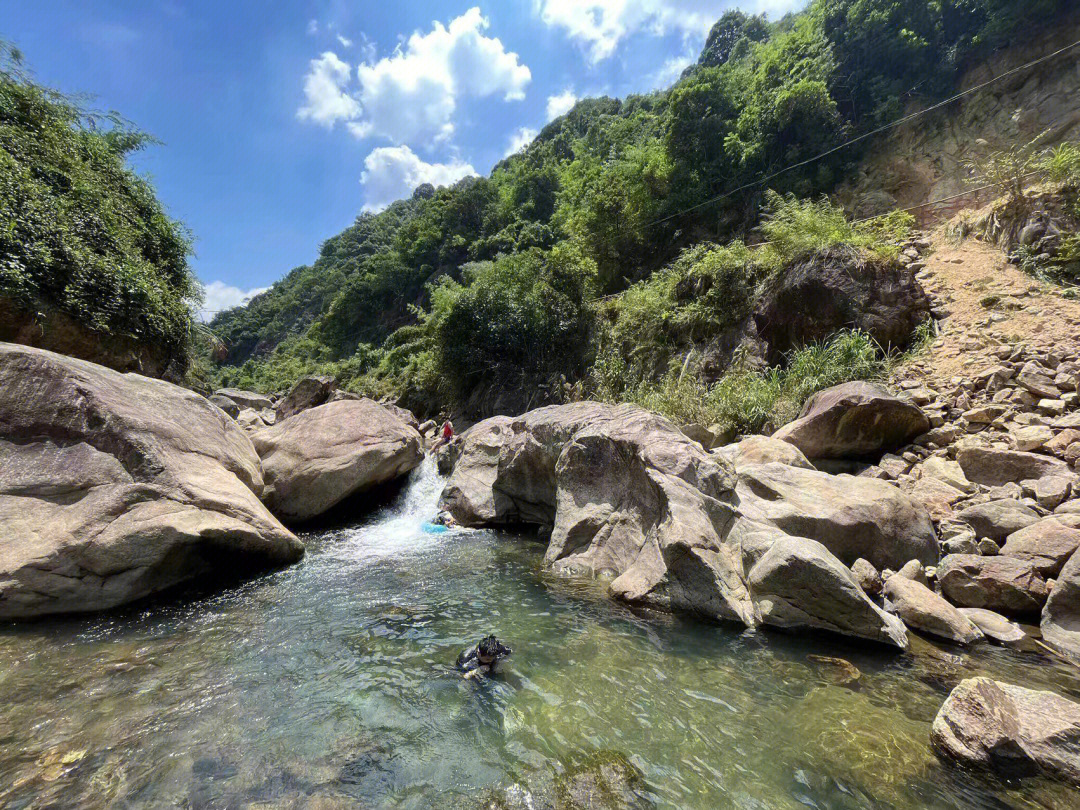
left=360, top=145, right=477, bottom=212
left=297, top=51, right=361, bottom=127
left=336, top=34, right=352, bottom=48
left=504, top=126, right=538, bottom=157
left=546, top=89, right=577, bottom=120
left=296, top=8, right=531, bottom=146
left=307, top=18, right=318, bottom=35
left=197, top=281, right=269, bottom=322
left=649, top=52, right=694, bottom=89
left=535, top=0, right=805, bottom=63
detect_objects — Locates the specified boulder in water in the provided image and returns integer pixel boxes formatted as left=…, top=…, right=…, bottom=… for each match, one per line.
left=442, top=402, right=909, bottom=648
left=882, top=574, right=983, bottom=645
left=931, top=677, right=1080, bottom=784
left=253, top=398, right=423, bottom=522
left=0, top=343, right=302, bottom=620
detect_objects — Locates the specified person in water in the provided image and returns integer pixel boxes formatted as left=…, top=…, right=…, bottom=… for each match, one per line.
left=457, top=635, right=512, bottom=680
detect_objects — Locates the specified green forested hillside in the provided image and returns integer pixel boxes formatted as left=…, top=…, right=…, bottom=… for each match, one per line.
left=207, top=0, right=1072, bottom=416
left=0, top=44, right=196, bottom=377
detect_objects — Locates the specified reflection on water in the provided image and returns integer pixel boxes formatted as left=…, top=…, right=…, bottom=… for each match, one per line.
left=2, top=459, right=1080, bottom=808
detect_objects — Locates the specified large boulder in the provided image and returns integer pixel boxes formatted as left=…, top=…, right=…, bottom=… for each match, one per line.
left=1000, top=518, right=1080, bottom=577
left=752, top=246, right=931, bottom=365
left=1041, top=549, right=1080, bottom=663
left=214, top=388, right=273, bottom=411
left=713, top=435, right=814, bottom=470
left=441, top=402, right=907, bottom=648
left=0, top=343, right=303, bottom=620
left=275, top=375, right=336, bottom=422
left=957, top=499, right=1041, bottom=542
left=771, top=382, right=930, bottom=460
left=253, top=399, right=423, bottom=522
left=957, top=446, right=1074, bottom=488
left=931, top=678, right=1080, bottom=784
left=937, top=554, right=1049, bottom=615
left=734, top=462, right=938, bottom=571
left=882, top=574, right=983, bottom=645
left=208, top=393, right=240, bottom=419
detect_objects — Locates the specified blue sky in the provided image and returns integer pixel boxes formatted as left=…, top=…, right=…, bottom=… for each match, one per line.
left=2, top=0, right=805, bottom=316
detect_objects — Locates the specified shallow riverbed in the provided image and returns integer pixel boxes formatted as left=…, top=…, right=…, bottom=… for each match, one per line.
left=2, top=460, right=1079, bottom=809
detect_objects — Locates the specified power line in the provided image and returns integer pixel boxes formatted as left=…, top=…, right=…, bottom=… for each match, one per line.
left=642, top=35, right=1080, bottom=230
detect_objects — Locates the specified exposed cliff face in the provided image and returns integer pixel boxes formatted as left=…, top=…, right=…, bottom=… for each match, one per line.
left=840, top=15, right=1080, bottom=221
left=0, top=298, right=180, bottom=381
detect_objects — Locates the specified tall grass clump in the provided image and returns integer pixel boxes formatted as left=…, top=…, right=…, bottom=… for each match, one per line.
left=624, top=329, right=886, bottom=436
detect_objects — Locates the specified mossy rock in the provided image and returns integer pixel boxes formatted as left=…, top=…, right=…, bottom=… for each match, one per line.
left=484, top=750, right=653, bottom=810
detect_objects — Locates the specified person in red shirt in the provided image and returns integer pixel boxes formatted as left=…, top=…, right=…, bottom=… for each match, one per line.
left=432, top=419, right=454, bottom=451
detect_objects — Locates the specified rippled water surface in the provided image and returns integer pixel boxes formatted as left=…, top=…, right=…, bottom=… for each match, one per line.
left=3, top=458, right=1080, bottom=809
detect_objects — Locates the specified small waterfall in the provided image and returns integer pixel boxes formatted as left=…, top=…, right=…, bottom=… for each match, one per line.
left=327, top=453, right=449, bottom=561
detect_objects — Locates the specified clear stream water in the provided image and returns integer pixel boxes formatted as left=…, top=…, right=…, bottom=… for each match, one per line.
left=3, top=458, right=1080, bottom=809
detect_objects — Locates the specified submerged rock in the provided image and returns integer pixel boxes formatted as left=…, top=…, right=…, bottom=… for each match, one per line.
left=253, top=399, right=423, bottom=522
left=0, top=343, right=302, bottom=620
left=931, top=677, right=1080, bottom=785
left=770, top=381, right=929, bottom=460
left=441, top=402, right=909, bottom=648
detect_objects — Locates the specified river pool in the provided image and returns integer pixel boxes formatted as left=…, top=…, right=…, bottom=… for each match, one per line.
left=2, top=459, right=1079, bottom=809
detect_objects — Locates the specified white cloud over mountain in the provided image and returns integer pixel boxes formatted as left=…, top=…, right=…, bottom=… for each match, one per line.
left=297, top=7, right=530, bottom=145
left=197, top=280, right=268, bottom=321
left=360, top=145, right=477, bottom=212
left=535, top=0, right=805, bottom=63
left=504, top=126, right=538, bottom=157
left=546, top=89, right=577, bottom=119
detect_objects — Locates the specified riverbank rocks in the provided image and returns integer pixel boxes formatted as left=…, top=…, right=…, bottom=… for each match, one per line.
left=958, top=608, right=1025, bottom=643
left=931, top=678, right=1080, bottom=784
left=771, top=381, right=930, bottom=460
left=253, top=399, right=423, bottom=522
left=1041, top=549, right=1080, bottom=662
left=713, top=435, right=814, bottom=470
left=957, top=499, right=1041, bottom=542
left=441, top=402, right=910, bottom=648
left=956, top=446, right=1074, bottom=488
left=275, top=375, right=335, bottom=422
left=735, top=463, right=938, bottom=571
left=0, top=343, right=303, bottom=620
left=937, top=554, right=1049, bottom=615
left=214, top=388, right=274, bottom=411
left=999, top=517, right=1080, bottom=576
left=883, top=574, right=983, bottom=644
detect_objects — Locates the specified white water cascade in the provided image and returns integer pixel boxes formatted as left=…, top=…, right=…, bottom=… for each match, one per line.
left=325, top=453, right=450, bottom=562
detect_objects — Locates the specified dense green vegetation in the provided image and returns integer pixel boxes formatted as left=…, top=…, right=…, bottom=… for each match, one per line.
left=0, top=44, right=196, bottom=374
left=208, top=0, right=1073, bottom=421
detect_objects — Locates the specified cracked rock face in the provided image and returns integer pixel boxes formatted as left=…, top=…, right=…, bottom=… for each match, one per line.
left=440, top=402, right=910, bottom=648
left=0, top=343, right=303, bottom=620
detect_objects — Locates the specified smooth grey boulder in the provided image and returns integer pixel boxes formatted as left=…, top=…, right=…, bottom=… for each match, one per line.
left=275, top=375, right=335, bottom=422
left=957, top=499, right=1041, bottom=542
left=735, top=462, right=938, bottom=571
left=214, top=387, right=273, bottom=411
left=883, top=575, right=983, bottom=644
left=851, top=558, right=882, bottom=597
left=931, top=678, right=1080, bottom=784
left=771, top=381, right=929, bottom=460
left=1000, top=518, right=1080, bottom=577
left=713, top=435, right=814, bottom=470
left=958, top=608, right=1026, bottom=643
left=1042, top=549, right=1080, bottom=663
left=937, top=554, right=1049, bottom=615
left=208, top=393, right=240, bottom=419
left=441, top=402, right=908, bottom=648
left=0, top=343, right=303, bottom=620
left=253, top=398, right=423, bottom=522
left=957, top=446, right=1074, bottom=487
